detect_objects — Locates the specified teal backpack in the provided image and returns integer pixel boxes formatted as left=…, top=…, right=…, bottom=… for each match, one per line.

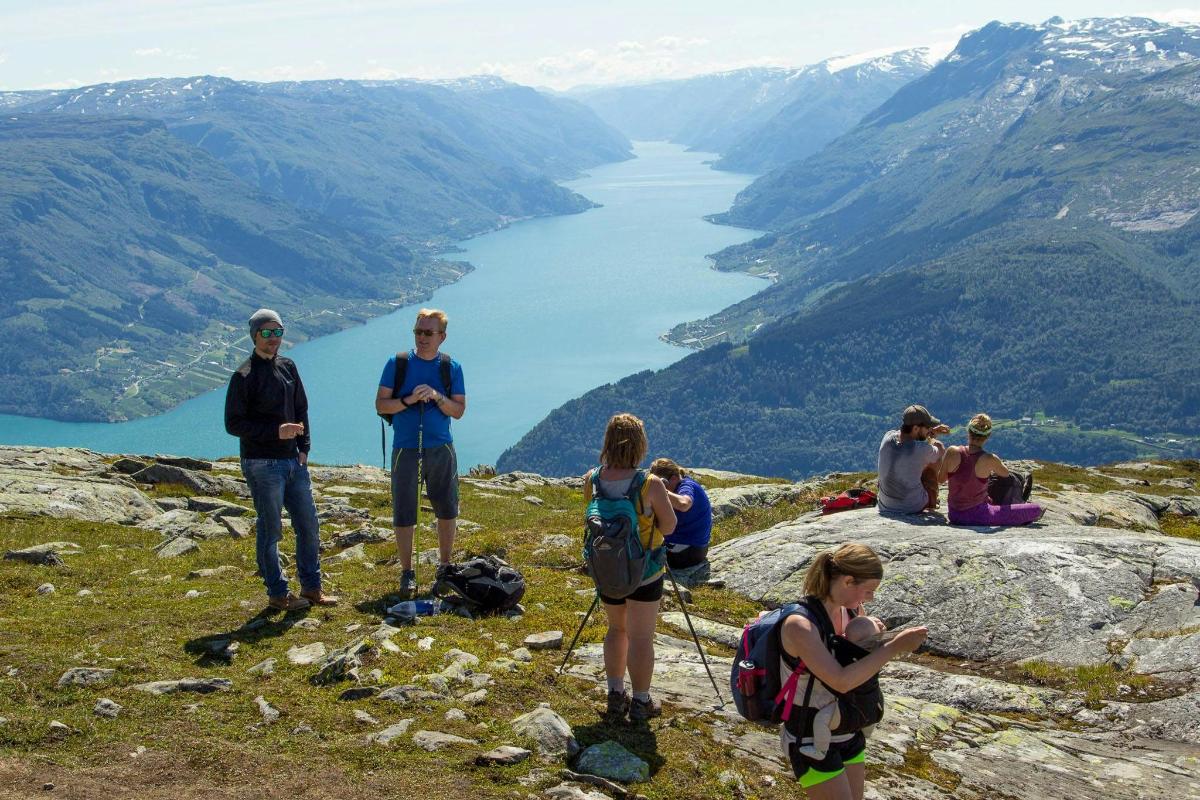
left=583, top=468, right=664, bottom=599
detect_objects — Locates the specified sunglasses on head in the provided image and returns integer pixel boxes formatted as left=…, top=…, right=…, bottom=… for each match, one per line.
left=258, top=328, right=285, bottom=338
left=413, top=328, right=441, bottom=337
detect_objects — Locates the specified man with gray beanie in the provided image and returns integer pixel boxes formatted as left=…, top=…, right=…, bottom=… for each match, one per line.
left=225, top=308, right=338, bottom=611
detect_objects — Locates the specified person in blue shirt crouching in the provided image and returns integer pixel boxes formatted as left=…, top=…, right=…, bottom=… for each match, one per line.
left=649, top=458, right=712, bottom=570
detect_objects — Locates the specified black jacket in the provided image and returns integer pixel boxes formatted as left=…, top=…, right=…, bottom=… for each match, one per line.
left=224, top=353, right=311, bottom=459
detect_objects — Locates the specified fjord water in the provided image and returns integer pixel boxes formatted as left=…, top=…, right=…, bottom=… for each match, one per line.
left=0, top=142, right=763, bottom=468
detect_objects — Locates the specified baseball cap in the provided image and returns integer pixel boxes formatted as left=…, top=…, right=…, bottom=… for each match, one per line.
left=902, top=404, right=940, bottom=427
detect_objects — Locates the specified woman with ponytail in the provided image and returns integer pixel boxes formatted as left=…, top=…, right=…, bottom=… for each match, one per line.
left=780, top=543, right=928, bottom=799
left=938, top=413, right=1043, bottom=526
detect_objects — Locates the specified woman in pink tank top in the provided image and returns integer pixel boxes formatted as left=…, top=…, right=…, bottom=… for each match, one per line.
left=939, top=413, right=1043, bottom=526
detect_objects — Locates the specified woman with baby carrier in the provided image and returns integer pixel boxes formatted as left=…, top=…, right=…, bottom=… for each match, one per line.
left=583, top=413, right=676, bottom=722
left=780, top=543, right=928, bottom=799
left=938, top=413, right=1043, bottom=526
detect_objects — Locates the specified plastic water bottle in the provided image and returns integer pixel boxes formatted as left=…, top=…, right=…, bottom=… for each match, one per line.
left=414, top=599, right=435, bottom=615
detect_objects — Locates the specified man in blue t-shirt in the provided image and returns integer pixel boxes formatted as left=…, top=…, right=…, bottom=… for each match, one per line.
left=374, top=308, right=467, bottom=598
left=649, top=458, right=712, bottom=570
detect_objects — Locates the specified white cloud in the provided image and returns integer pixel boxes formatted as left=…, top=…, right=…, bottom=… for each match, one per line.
left=134, top=47, right=164, bottom=57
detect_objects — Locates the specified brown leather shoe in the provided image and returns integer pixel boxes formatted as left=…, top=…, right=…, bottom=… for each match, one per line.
left=267, top=592, right=311, bottom=612
left=299, top=589, right=339, bottom=606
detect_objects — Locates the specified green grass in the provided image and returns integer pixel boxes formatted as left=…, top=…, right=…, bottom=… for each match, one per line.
left=1159, top=514, right=1200, bottom=542
left=1013, top=661, right=1157, bottom=708
left=0, top=472, right=816, bottom=799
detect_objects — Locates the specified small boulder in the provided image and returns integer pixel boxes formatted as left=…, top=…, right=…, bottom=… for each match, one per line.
left=254, top=695, right=282, bottom=724
left=93, top=698, right=122, bottom=719
left=36, top=583, right=55, bottom=595
left=131, top=677, right=232, bottom=695
left=412, top=730, right=477, bottom=751
left=248, top=658, right=276, bottom=676
left=338, top=686, right=379, bottom=702
left=574, top=740, right=650, bottom=783
left=475, top=745, right=532, bottom=766
left=286, top=642, right=327, bottom=666
left=354, top=709, right=379, bottom=726
left=523, top=631, right=563, bottom=651
left=511, top=705, right=578, bottom=758
left=368, top=719, right=414, bottom=745
left=56, top=667, right=115, bottom=688
left=155, top=537, right=200, bottom=559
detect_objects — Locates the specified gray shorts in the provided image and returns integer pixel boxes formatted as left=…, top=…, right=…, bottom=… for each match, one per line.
left=390, top=443, right=459, bottom=527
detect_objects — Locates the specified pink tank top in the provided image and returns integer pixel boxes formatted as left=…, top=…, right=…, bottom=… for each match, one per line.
left=947, top=446, right=990, bottom=511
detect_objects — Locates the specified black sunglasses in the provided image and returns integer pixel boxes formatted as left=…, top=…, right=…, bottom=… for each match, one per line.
left=413, top=328, right=442, bottom=337
left=258, top=328, right=285, bottom=338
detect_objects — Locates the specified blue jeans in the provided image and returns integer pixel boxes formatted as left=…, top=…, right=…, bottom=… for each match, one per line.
left=241, top=457, right=322, bottom=598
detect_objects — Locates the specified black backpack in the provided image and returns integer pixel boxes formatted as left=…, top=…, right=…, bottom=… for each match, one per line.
left=785, top=597, right=886, bottom=737
left=432, top=555, right=526, bottom=614
left=379, top=351, right=453, bottom=466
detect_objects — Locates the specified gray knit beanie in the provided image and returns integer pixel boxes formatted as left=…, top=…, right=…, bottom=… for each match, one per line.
left=248, top=308, right=283, bottom=337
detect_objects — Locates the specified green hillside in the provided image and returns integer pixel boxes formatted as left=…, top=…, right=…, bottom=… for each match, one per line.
left=0, top=115, right=455, bottom=422
left=18, top=76, right=631, bottom=248
left=499, top=223, right=1200, bottom=477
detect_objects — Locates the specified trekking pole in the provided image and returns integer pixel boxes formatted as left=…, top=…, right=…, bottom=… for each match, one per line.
left=415, top=402, right=424, bottom=594
left=558, top=593, right=600, bottom=674
left=664, top=564, right=725, bottom=707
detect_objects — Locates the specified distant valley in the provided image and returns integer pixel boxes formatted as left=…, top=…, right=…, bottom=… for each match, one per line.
left=0, top=76, right=630, bottom=421
left=504, top=16, right=1200, bottom=476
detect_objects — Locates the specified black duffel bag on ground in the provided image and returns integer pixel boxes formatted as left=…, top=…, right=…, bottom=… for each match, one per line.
left=433, top=554, right=526, bottom=614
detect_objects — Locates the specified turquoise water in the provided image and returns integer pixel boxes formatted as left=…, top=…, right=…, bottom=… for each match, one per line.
left=0, top=142, right=764, bottom=468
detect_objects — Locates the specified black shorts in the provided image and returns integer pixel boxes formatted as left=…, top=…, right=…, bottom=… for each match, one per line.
left=666, top=544, right=708, bottom=570
left=788, top=731, right=866, bottom=788
left=600, top=575, right=665, bottom=605
left=390, top=443, right=459, bottom=526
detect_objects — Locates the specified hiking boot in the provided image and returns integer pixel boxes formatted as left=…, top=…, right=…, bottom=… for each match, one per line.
left=629, top=695, right=661, bottom=722
left=399, top=569, right=417, bottom=599
left=433, top=563, right=455, bottom=593
left=605, top=690, right=630, bottom=719
left=299, top=589, right=340, bottom=606
left=267, top=592, right=310, bottom=612
left=1023, top=471, right=1035, bottom=501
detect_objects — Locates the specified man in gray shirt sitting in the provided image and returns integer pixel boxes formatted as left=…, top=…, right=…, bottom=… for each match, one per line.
left=877, top=405, right=950, bottom=513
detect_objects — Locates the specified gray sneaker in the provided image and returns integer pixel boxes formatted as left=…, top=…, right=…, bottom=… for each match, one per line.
left=399, top=569, right=417, bottom=598
left=605, top=690, right=630, bottom=719
left=629, top=695, right=661, bottom=722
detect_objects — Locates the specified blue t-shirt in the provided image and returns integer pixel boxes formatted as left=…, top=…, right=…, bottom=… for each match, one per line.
left=665, top=476, right=712, bottom=548
left=378, top=351, right=466, bottom=450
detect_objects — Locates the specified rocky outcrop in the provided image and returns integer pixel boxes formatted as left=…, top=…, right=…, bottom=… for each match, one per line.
left=707, top=509, right=1200, bottom=674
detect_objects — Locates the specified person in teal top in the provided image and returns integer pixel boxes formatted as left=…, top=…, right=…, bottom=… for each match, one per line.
left=374, top=309, right=467, bottom=598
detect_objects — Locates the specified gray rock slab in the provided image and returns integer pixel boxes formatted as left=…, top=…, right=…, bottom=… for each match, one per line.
left=524, top=631, right=563, bottom=651
left=574, top=740, right=650, bottom=783
left=247, top=658, right=275, bottom=676
left=707, top=509, right=1200, bottom=670
left=707, top=482, right=816, bottom=521
left=412, top=730, right=477, bottom=751
left=130, top=463, right=225, bottom=495
left=658, top=613, right=740, bottom=649
left=153, top=536, right=200, bottom=559
left=331, top=526, right=391, bottom=548
left=542, top=785, right=612, bottom=800
left=475, top=745, right=531, bottom=766
left=221, top=516, right=254, bottom=539
left=368, top=719, right=414, bottom=744
left=131, top=678, right=232, bottom=695
left=311, top=637, right=371, bottom=685
left=56, top=668, right=115, bottom=688
left=93, top=698, right=122, bottom=719
left=512, top=704, right=579, bottom=758
left=4, top=542, right=81, bottom=566
left=140, top=509, right=228, bottom=541
left=0, top=466, right=158, bottom=524
left=322, top=543, right=368, bottom=564
left=286, top=642, right=327, bottom=666
left=378, top=684, right=444, bottom=706
left=187, top=497, right=249, bottom=517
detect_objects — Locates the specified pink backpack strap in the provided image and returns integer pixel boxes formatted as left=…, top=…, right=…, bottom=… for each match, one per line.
left=775, top=666, right=805, bottom=721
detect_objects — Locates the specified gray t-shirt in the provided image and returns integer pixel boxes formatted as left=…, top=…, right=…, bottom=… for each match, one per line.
left=877, top=430, right=940, bottom=513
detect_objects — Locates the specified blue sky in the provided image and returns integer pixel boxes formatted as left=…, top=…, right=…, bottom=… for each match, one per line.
left=2, top=1, right=1199, bottom=90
